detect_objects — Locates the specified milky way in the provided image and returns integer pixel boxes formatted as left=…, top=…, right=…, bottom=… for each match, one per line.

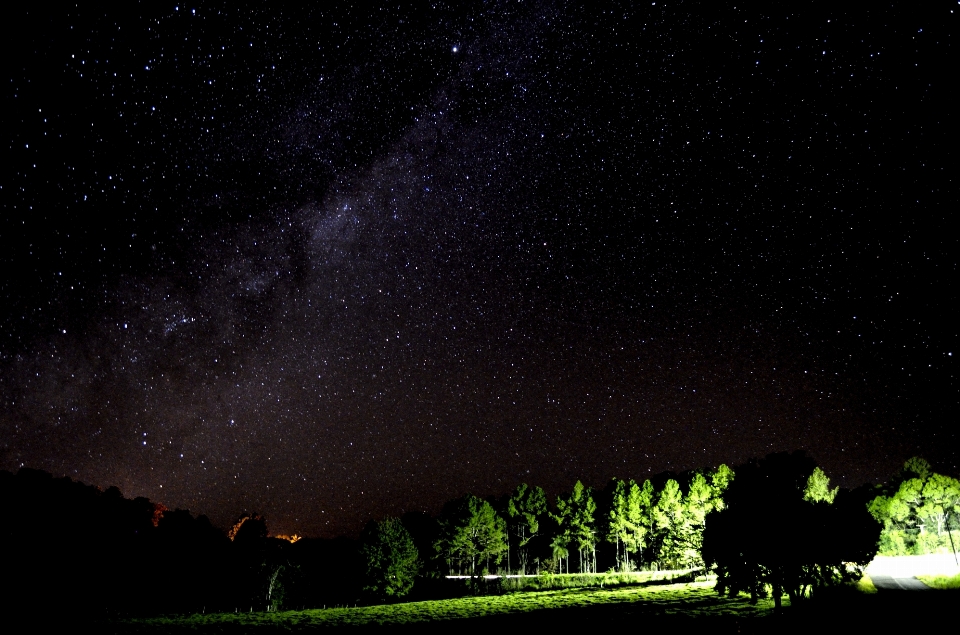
left=2, top=2, right=956, bottom=536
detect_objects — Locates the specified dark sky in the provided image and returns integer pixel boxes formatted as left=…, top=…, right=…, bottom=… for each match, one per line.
left=2, top=2, right=956, bottom=538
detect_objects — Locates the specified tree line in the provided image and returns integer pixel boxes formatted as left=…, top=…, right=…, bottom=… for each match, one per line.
left=1, top=453, right=957, bottom=616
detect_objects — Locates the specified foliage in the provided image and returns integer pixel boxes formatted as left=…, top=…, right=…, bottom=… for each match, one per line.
left=435, top=495, right=508, bottom=576
left=359, top=517, right=419, bottom=600
left=653, top=479, right=687, bottom=568
left=606, top=478, right=655, bottom=572
left=229, top=513, right=268, bottom=543
left=710, top=464, right=735, bottom=510
left=804, top=467, right=838, bottom=504
left=645, top=467, right=732, bottom=571
left=629, top=479, right=656, bottom=562
left=901, top=456, right=932, bottom=481
left=868, top=457, right=960, bottom=559
left=506, top=483, right=547, bottom=574
left=553, top=481, right=598, bottom=573
left=702, top=451, right=880, bottom=609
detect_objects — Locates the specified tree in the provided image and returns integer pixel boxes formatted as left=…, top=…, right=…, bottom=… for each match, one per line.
left=627, top=479, right=655, bottom=568
left=435, top=495, right=508, bottom=577
left=653, top=479, right=688, bottom=569
left=607, top=479, right=631, bottom=571
left=681, top=472, right=716, bottom=570
left=710, top=464, right=735, bottom=511
left=229, top=512, right=268, bottom=544
left=549, top=492, right=573, bottom=574
left=868, top=457, right=960, bottom=557
left=549, top=481, right=597, bottom=573
left=360, top=517, right=419, bottom=600
left=804, top=467, right=838, bottom=504
left=572, top=483, right=598, bottom=573
left=506, top=483, right=547, bottom=574
left=920, top=473, right=960, bottom=564
left=901, top=456, right=932, bottom=481
left=703, top=452, right=880, bottom=609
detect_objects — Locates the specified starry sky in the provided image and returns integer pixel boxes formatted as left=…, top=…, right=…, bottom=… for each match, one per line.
left=2, top=2, right=956, bottom=538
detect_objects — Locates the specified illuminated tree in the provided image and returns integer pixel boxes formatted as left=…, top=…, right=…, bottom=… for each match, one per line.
left=548, top=481, right=597, bottom=573
left=680, top=472, right=716, bottom=569
left=607, top=478, right=631, bottom=571
left=435, top=495, right=507, bottom=577
left=575, top=486, right=599, bottom=573
left=360, top=517, right=419, bottom=599
left=506, top=483, right=547, bottom=574
left=804, top=467, right=838, bottom=504
left=710, top=464, right=735, bottom=510
left=627, top=479, right=656, bottom=567
left=653, top=479, right=687, bottom=568
left=229, top=512, right=268, bottom=544
left=559, top=481, right=597, bottom=573
left=920, top=474, right=960, bottom=563
left=869, top=457, right=960, bottom=557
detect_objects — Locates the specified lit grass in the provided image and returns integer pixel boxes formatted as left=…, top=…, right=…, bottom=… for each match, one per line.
left=496, top=569, right=703, bottom=592
left=856, top=575, right=878, bottom=594
left=130, top=581, right=779, bottom=630
left=916, top=572, right=960, bottom=589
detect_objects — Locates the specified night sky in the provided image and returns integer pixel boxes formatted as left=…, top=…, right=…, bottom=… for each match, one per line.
left=2, top=2, right=956, bottom=538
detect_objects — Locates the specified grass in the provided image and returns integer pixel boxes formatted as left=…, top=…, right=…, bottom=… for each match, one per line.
left=916, top=572, right=960, bottom=589
left=124, top=581, right=780, bottom=631
left=856, top=575, right=878, bottom=594
left=491, top=569, right=701, bottom=592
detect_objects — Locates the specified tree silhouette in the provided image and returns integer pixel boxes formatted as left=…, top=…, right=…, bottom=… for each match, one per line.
left=703, top=451, right=879, bottom=609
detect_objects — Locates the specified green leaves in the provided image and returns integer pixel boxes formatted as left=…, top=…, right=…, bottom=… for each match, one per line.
left=360, top=517, right=419, bottom=600
left=869, top=457, right=960, bottom=557
left=507, top=483, right=547, bottom=546
left=803, top=467, right=838, bottom=504
left=435, top=495, right=508, bottom=576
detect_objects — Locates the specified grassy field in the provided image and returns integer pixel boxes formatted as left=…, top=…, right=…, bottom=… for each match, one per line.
left=459, top=569, right=701, bottom=593
left=916, top=572, right=960, bottom=589
left=123, top=581, right=779, bottom=632
left=109, top=573, right=960, bottom=633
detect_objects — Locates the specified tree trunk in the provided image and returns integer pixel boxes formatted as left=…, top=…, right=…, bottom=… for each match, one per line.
left=946, top=510, right=959, bottom=566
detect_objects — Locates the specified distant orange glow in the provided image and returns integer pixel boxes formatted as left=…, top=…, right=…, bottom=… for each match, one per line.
left=274, top=534, right=301, bottom=543
left=228, top=513, right=264, bottom=541
left=151, top=503, right=167, bottom=528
